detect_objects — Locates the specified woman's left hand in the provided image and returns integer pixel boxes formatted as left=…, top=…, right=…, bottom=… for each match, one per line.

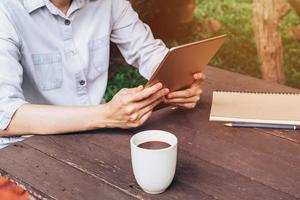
left=164, top=73, right=205, bottom=109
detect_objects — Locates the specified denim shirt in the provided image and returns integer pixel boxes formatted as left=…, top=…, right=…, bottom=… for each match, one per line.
left=0, top=0, right=168, bottom=148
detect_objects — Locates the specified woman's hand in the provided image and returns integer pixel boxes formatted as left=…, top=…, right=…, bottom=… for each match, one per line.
left=164, top=73, right=205, bottom=109
left=103, top=83, right=169, bottom=129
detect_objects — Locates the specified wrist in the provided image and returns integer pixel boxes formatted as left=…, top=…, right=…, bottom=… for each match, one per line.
left=93, top=103, right=113, bottom=129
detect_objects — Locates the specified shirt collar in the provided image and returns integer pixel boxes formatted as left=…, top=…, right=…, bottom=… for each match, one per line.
left=23, top=0, right=88, bottom=14
left=23, top=0, right=46, bottom=13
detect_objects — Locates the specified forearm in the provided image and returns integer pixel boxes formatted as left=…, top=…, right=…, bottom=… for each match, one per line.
left=0, top=103, right=108, bottom=136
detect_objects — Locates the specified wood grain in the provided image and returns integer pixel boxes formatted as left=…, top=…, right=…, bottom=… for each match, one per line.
left=0, top=142, right=134, bottom=200
left=23, top=131, right=216, bottom=200
left=23, top=128, right=298, bottom=200
left=0, top=67, right=300, bottom=200
left=133, top=67, right=300, bottom=198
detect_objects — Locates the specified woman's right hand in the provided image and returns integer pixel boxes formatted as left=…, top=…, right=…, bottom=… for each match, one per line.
left=102, top=83, right=169, bottom=129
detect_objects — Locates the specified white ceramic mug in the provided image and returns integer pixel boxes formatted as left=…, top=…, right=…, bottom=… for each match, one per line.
left=130, top=130, right=178, bottom=194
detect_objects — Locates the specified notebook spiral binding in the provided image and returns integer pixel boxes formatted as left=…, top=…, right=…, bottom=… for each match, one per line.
left=214, top=90, right=300, bottom=95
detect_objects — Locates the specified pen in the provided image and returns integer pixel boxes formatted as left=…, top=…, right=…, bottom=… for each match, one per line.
left=224, top=123, right=298, bottom=130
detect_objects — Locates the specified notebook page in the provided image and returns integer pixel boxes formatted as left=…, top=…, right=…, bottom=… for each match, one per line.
left=210, top=91, right=300, bottom=125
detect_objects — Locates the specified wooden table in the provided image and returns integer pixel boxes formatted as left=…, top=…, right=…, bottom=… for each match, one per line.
left=0, top=67, right=300, bottom=200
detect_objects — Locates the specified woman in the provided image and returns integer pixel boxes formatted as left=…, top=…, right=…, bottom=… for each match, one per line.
left=0, top=0, right=204, bottom=148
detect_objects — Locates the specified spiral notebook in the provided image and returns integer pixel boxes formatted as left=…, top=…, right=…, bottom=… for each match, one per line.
left=209, top=91, right=300, bottom=125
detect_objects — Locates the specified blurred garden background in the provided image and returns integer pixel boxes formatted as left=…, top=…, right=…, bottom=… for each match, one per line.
left=104, top=0, right=300, bottom=101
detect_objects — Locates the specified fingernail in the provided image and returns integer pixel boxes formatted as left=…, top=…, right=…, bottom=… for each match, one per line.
left=157, top=83, right=162, bottom=88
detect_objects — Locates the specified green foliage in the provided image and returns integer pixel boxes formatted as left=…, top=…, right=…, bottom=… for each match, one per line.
left=282, top=2, right=300, bottom=88
left=194, top=0, right=260, bottom=77
left=104, top=65, right=147, bottom=102
left=194, top=0, right=300, bottom=87
left=105, top=0, right=300, bottom=100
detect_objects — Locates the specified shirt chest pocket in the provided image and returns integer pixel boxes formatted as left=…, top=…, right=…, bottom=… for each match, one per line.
left=88, top=36, right=110, bottom=80
left=32, top=53, right=63, bottom=91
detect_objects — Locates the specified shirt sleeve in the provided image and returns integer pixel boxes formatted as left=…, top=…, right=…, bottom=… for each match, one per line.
left=0, top=8, right=27, bottom=130
left=110, top=0, right=169, bottom=80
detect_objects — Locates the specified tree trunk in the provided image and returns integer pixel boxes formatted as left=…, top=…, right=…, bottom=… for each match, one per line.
left=253, top=0, right=291, bottom=84
left=288, top=0, right=300, bottom=18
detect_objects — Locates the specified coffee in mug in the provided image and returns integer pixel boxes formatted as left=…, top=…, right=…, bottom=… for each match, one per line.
left=130, top=130, right=177, bottom=194
left=138, top=141, right=171, bottom=150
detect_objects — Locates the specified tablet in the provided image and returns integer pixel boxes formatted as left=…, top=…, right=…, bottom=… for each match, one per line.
left=147, top=35, right=227, bottom=92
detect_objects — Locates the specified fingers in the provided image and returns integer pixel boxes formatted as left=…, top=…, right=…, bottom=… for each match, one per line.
left=167, top=87, right=201, bottom=99
left=165, top=95, right=200, bottom=104
left=166, top=78, right=202, bottom=109
left=171, top=102, right=197, bottom=110
left=136, top=87, right=169, bottom=110
left=129, top=85, right=144, bottom=94
left=136, top=98, right=163, bottom=120
left=120, top=85, right=144, bottom=95
left=167, top=80, right=202, bottom=99
left=130, top=83, right=163, bottom=102
left=193, top=73, right=206, bottom=81
left=128, top=98, right=162, bottom=122
left=167, top=89, right=192, bottom=99
left=138, top=110, right=152, bottom=126
left=127, top=98, right=162, bottom=128
left=128, top=110, right=153, bottom=128
left=191, top=80, right=202, bottom=89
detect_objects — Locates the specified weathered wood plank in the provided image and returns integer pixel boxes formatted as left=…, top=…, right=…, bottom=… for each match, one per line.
left=0, top=167, right=55, bottom=200
left=131, top=67, right=300, bottom=198
left=204, top=67, right=300, bottom=143
left=204, top=67, right=299, bottom=93
left=176, top=151, right=297, bottom=200
left=150, top=103, right=300, bottom=167
left=0, top=143, right=135, bottom=200
left=1, top=66, right=300, bottom=200
left=135, top=113, right=300, bottom=198
left=23, top=132, right=216, bottom=200
left=23, top=130, right=298, bottom=200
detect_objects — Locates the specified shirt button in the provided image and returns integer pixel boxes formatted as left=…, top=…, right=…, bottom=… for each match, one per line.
left=71, top=50, right=77, bottom=55
left=64, top=19, right=71, bottom=26
left=79, top=80, right=86, bottom=86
